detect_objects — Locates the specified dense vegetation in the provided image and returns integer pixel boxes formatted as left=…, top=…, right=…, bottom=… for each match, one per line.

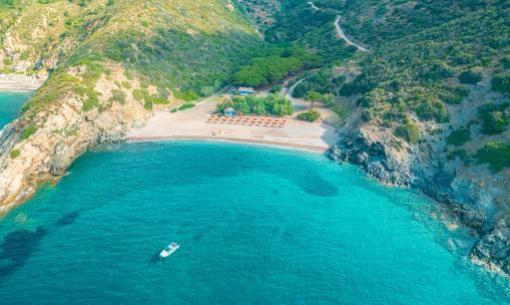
left=233, top=45, right=319, bottom=87
left=477, top=141, right=510, bottom=172
left=297, top=109, right=321, bottom=122
left=216, top=94, right=293, bottom=117
left=258, top=0, right=510, bottom=170
left=292, top=70, right=343, bottom=98
left=478, top=103, right=509, bottom=135
left=446, top=127, right=471, bottom=146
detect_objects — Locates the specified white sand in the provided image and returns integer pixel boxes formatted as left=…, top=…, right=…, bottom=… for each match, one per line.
left=127, top=98, right=339, bottom=153
left=0, top=74, right=44, bottom=92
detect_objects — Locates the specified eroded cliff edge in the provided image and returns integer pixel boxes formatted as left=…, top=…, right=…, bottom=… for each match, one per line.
left=0, top=64, right=151, bottom=213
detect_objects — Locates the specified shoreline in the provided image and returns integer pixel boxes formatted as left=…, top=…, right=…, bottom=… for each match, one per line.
left=126, top=99, right=339, bottom=155
left=0, top=74, right=45, bottom=92
left=126, top=135, right=329, bottom=154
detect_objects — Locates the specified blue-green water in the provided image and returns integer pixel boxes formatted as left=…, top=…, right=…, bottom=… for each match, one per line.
left=0, top=91, right=509, bottom=303
left=0, top=92, right=31, bottom=128
left=0, top=141, right=509, bottom=304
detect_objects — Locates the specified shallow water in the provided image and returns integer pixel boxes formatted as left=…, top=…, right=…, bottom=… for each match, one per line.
left=0, top=141, right=509, bottom=305
left=0, top=91, right=31, bottom=128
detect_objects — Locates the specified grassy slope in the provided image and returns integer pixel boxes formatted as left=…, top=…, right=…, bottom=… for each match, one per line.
left=1, top=0, right=264, bottom=115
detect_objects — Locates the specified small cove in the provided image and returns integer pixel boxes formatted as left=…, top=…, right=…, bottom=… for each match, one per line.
left=0, top=140, right=508, bottom=304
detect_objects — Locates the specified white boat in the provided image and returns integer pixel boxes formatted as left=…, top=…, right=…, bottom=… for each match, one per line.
left=159, top=242, right=180, bottom=258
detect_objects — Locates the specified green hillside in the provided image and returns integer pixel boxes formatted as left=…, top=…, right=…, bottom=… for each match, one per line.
left=249, top=0, right=510, bottom=170
left=1, top=0, right=265, bottom=113
left=2, top=0, right=510, bottom=170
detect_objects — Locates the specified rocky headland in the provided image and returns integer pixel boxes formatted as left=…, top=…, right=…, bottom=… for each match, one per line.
left=0, top=64, right=151, bottom=214
left=328, top=122, right=510, bottom=277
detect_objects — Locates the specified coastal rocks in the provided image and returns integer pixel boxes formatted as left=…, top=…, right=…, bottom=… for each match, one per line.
left=47, top=143, right=73, bottom=176
left=330, top=126, right=510, bottom=276
left=0, top=65, right=152, bottom=213
left=471, top=217, right=510, bottom=275
left=328, top=132, right=412, bottom=186
left=329, top=129, right=492, bottom=232
left=0, top=123, right=20, bottom=161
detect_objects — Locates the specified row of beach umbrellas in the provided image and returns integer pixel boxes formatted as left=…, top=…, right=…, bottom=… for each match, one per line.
left=206, top=115, right=287, bottom=128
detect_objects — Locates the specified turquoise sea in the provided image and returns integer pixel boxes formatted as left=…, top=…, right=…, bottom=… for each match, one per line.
left=1, top=93, right=510, bottom=304
left=0, top=91, right=31, bottom=127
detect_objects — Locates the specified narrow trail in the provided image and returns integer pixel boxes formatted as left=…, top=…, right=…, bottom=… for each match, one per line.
left=334, top=17, right=368, bottom=52
left=308, top=1, right=368, bottom=52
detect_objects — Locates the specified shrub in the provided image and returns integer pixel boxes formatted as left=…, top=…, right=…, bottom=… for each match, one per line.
left=21, top=123, right=37, bottom=140
left=270, top=85, right=282, bottom=93
left=121, top=81, right=132, bottom=89
left=177, top=102, right=195, bottom=111
left=442, top=86, right=470, bottom=104
left=110, top=89, right=126, bottom=104
left=297, top=109, right=321, bottom=122
left=478, top=102, right=509, bottom=135
left=414, top=99, right=449, bottom=123
left=447, top=149, right=468, bottom=162
left=217, top=95, right=293, bottom=117
left=459, top=69, right=482, bottom=84
left=174, top=90, right=198, bottom=102
left=446, top=127, right=470, bottom=146
left=144, top=100, right=153, bottom=110
left=501, top=56, right=510, bottom=69
left=421, top=61, right=454, bottom=81
left=361, top=109, right=373, bottom=122
left=476, top=141, right=510, bottom=172
left=132, top=89, right=145, bottom=101
left=10, top=149, right=20, bottom=159
left=492, top=72, right=510, bottom=96
left=394, top=117, right=421, bottom=144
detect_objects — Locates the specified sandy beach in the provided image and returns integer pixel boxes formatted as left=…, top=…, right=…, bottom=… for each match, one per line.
left=0, top=74, right=45, bottom=92
left=127, top=98, right=339, bottom=153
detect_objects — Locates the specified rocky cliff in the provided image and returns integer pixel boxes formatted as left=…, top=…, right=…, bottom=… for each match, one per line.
left=328, top=120, right=510, bottom=277
left=0, top=0, right=262, bottom=213
left=0, top=63, right=151, bottom=213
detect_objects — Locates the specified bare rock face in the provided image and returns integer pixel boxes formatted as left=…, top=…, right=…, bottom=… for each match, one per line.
left=328, top=131, right=413, bottom=186
left=48, top=142, right=73, bottom=176
left=471, top=217, right=510, bottom=275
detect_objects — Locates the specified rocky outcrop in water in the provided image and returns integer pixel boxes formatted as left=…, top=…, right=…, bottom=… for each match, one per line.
left=328, top=133, right=412, bottom=186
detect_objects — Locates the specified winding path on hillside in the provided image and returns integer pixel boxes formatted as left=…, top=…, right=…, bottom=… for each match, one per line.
left=333, top=16, right=368, bottom=52
left=308, top=2, right=369, bottom=52
left=285, top=77, right=309, bottom=111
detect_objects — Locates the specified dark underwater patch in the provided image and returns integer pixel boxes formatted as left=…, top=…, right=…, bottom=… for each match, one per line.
left=296, top=176, right=339, bottom=197
left=0, top=226, right=47, bottom=284
left=57, top=211, right=80, bottom=226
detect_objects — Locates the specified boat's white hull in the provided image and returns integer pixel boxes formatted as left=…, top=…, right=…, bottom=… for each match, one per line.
left=159, top=244, right=180, bottom=258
